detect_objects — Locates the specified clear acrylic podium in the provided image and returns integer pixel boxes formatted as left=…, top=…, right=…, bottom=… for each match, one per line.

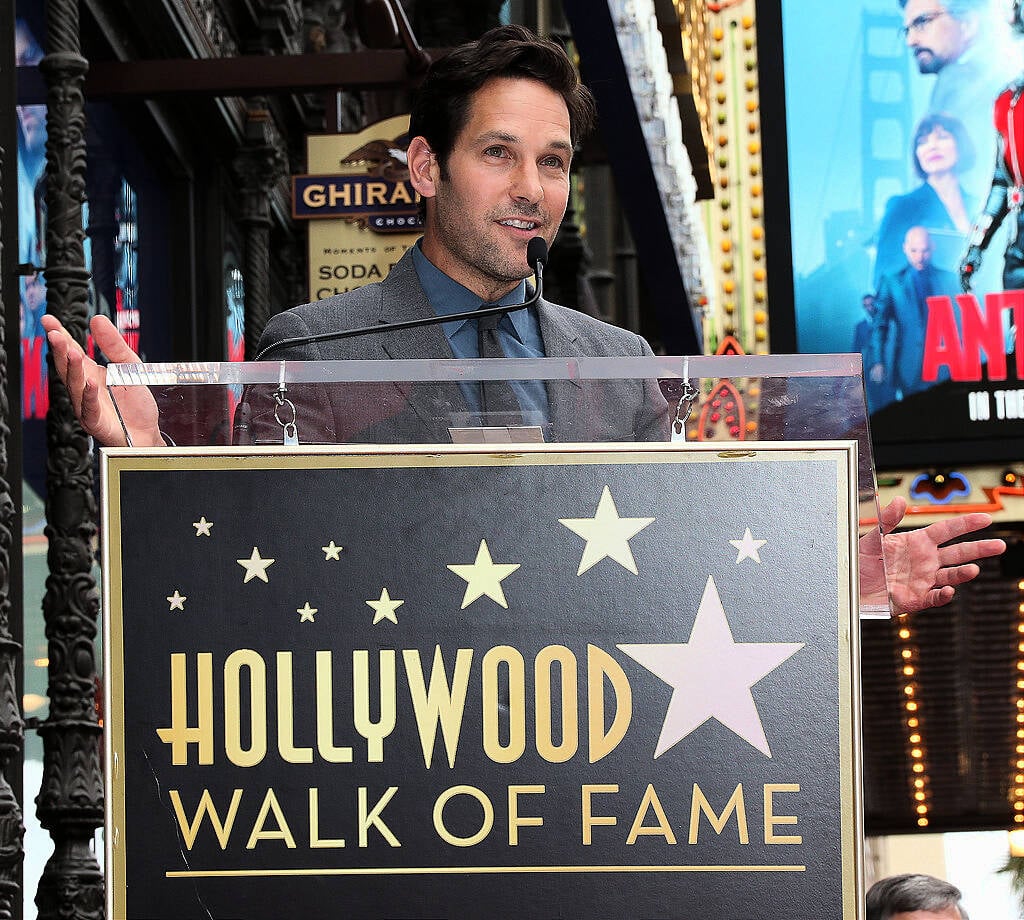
left=102, top=352, right=872, bottom=919
left=106, top=351, right=890, bottom=617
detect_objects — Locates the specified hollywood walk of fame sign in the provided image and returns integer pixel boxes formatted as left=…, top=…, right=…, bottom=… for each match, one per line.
left=102, top=442, right=862, bottom=920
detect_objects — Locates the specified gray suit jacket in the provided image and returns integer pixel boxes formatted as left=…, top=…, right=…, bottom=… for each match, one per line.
left=244, top=249, right=668, bottom=445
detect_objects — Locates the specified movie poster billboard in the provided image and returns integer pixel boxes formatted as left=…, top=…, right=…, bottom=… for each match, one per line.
left=780, top=0, right=1024, bottom=465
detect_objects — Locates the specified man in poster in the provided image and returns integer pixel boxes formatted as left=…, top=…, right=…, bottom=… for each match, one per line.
left=872, top=227, right=961, bottom=398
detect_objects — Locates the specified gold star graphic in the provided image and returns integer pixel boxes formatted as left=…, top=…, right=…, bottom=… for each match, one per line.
left=321, top=541, right=343, bottom=561
left=559, top=486, right=655, bottom=575
left=237, top=547, right=275, bottom=584
left=297, top=602, right=317, bottom=623
left=730, top=528, right=768, bottom=564
left=367, top=588, right=404, bottom=624
left=167, top=590, right=187, bottom=611
left=447, top=539, right=521, bottom=609
left=192, top=516, right=213, bottom=537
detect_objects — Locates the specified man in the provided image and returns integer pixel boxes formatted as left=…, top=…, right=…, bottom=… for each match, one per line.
left=871, top=226, right=960, bottom=398
left=42, top=26, right=1004, bottom=615
left=866, top=873, right=968, bottom=920
left=854, top=293, right=896, bottom=411
left=900, top=0, right=1020, bottom=199
left=960, top=0, right=1024, bottom=292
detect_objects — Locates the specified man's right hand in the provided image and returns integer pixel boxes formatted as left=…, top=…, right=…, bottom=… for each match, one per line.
left=959, top=246, right=982, bottom=292
left=41, top=314, right=163, bottom=447
left=869, top=363, right=886, bottom=384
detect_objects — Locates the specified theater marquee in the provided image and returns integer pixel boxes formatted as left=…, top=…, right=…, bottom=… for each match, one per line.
left=103, top=443, right=862, bottom=919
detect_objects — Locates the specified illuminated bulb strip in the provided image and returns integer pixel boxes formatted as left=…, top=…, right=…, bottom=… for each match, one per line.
left=1014, top=580, right=1024, bottom=824
left=897, top=622, right=932, bottom=827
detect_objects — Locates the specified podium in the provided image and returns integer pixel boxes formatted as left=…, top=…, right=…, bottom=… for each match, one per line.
left=100, top=354, right=881, bottom=919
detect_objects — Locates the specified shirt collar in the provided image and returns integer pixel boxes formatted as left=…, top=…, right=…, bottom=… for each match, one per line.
left=411, top=240, right=532, bottom=340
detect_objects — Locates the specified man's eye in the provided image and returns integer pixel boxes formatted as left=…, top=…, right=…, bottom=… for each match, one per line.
left=542, top=156, right=566, bottom=169
left=484, top=146, right=508, bottom=158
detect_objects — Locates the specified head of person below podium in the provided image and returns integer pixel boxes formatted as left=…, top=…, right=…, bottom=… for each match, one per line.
left=243, top=23, right=669, bottom=447
left=866, top=872, right=968, bottom=920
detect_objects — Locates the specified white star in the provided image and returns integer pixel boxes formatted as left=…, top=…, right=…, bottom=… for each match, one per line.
left=730, top=528, right=768, bottom=564
left=192, top=517, right=213, bottom=537
left=237, top=547, right=275, bottom=584
left=297, top=602, right=317, bottom=623
left=367, top=588, right=404, bottom=624
left=167, top=590, right=187, bottom=611
left=618, top=576, right=803, bottom=758
left=321, top=541, right=343, bottom=561
left=447, top=540, right=521, bottom=609
left=560, top=486, right=655, bottom=575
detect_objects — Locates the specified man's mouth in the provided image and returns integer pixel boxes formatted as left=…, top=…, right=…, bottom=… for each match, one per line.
left=498, top=218, right=540, bottom=231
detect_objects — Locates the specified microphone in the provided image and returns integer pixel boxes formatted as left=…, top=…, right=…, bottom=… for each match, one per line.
left=254, top=236, right=549, bottom=361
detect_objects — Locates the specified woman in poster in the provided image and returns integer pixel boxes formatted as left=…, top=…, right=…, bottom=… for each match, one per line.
left=874, top=113, right=976, bottom=287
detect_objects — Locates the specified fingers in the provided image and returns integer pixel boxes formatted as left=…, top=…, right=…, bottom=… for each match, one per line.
left=937, top=537, right=1007, bottom=567
left=923, top=512, right=995, bottom=545
left=932, top=562, right=980, bottom=589
left=879, top=496, right=907, bottom=535
left=90, top=315, right=140, bottom=363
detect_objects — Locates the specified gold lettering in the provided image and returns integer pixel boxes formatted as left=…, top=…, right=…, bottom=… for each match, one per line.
left=433, top=785, right=493, bottom=847
left=581, top=784, right=618, bottom=845
left=627, top=784, right=677, bottom=845
left=169, top=788, right=242, bottom=850
left=353, top=650, right=397, bottom=762
left=390, top=182, right=413, bottom=205
left=303, top=183, right=326, bottom=207
left=689, top=783, right=748, bottom=844
left=358, top=786, right=401, bottom=847
left=276, top=652, right=313, bottom=764
left=764, top=784, right=802, bottom=844
left=366, top=182, right=388, bottom=205
left=224, top=650, right=267, bottom=767
left=482, top=646, right=526, bottom=763
left=315, top=651, right=353, bottom=763
left=588, top=645, right=632, bottom=763
left=508, top=785, right=545, bottom=845
left=309, top=787, right=345, bottom=849
left=404, top=647, right=473, bottom=768
left=535, top=646, right=578, bottom=763
left=328, top=183, right=351, bottom=207
left=245, top=788, right=297, bottom=849
left=156, top=652, right=214, bottom=765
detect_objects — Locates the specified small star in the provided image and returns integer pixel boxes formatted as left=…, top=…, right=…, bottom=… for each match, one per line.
left=560, top=486, right=655, bottom=575
left=730, top=528, right=768, bottom=564
left=367, top=588, right=404, bottom=624
left=167, top=590, right=187, bottom=611
left=321, top=541, right=343, bottom=561
left=192, top=517, right=213, bottom=537
left=237, top=547, right=275, bottom=583
left=447, top=540, right=521, bottom=609
left=297, top=602, right=318, bottom=623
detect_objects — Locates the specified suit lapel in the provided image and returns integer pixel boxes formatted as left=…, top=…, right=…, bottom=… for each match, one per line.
left=536, top=299, right=586, bottom=441
left=376, top=250, right=469, bottom=440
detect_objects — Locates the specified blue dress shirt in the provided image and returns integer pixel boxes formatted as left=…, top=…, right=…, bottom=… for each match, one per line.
left=410, top=242, right=549, bottom=420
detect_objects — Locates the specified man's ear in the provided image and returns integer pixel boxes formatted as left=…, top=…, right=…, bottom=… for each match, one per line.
left=959, top=11, right=980, bottom=45
left=407, top=136, right=438, bottom=200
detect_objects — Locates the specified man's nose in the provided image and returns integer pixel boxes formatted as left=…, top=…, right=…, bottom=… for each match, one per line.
left=509, top=161, right=544, bottom=203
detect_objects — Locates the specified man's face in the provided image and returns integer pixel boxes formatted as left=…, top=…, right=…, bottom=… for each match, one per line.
left=419, top=76, right=572, bottom=301
left=889, top=908, right=963, bottom=920
left=904, top=228, right=934, bottom=270
left=902, top=0, right=971, bottom=74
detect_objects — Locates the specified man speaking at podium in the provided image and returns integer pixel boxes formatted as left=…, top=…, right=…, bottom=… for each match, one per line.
left=42, top=25, right=1004, bottom=615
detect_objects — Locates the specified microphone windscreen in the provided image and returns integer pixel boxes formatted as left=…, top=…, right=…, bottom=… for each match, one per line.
left=526, top=236, right=548, bottom=270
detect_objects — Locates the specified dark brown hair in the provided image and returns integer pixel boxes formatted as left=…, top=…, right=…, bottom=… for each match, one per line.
left=409, top=24, right=596, bottom=172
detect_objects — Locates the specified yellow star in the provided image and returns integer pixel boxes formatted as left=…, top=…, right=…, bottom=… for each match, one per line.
left=297, top=602, right=317, bottom=623
left=237, top=547, right=275, bottom=584
left=166, top=590, right=186, bottom=611
left=321, top=541, right=343, bottom=561
left=367, top=588, right=404, bottom=624
left=192, top=516, right=213, bottom=537
left=447, top=539, right=521, bottom=609
left=559, top=486, right=655, bottom=575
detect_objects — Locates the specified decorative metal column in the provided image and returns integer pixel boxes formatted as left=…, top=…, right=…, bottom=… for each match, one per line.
left=0, top=8, right=27, bottom=916
left=36, top=0, right=104, bottom=917
left=235, top=101, right=287, bottom=358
